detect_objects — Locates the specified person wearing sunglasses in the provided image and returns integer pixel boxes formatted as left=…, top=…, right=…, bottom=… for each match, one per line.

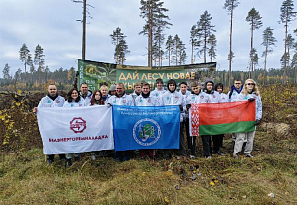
left=233, top=79, right=262, bottom=159
left=227, top=79, right=243, bottom=102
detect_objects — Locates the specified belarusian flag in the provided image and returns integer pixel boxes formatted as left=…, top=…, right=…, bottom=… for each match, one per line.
left=190, top=101, right=255, bottom=136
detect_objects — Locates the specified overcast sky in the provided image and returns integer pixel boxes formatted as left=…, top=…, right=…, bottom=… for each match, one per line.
left=0, top=0, right=296, bottom=77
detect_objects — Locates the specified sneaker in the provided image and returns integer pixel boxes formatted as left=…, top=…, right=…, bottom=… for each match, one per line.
left=246, top=154, right=254, bottom=158
left=190, top=155, right=196, bottom=159
left=205, top=156, right=212, bottom=159
left=66, top=159, right=72, bottom=168
left=233, top=153, right=239, bottom=159
left=91, top=154, right=96, bottom=161
left=47, top=159, right=54, bottom=165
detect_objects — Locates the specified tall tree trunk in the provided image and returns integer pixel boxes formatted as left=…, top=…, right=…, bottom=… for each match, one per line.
left=191, top=41, right=194, bottom=64
left=168, top=45, right=171, bottom=66
left=250, top=19, right=254, bottom=79
left=204, top=30, right=207, bottom=63
left=175, top=43, right=178, bottom=66
left=148, top=0, right=152, bottom=67
left=263, top=40, right=268, bottom=85
left=228, top=2, right=234, bottom=88
left=283, top=7, right=288, bottom=85
left=82, top=0, right=86, bottom=60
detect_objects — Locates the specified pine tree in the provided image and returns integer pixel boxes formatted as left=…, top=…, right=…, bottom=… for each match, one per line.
left=172, top=34, right=186, bottom=66
left=246, top=8, right=262, bottom=78
left=139, top=0, right=172, bottom=66
left=251, top=48, right=259, bottom=79
left=189, top=25, right=200, bottom=64
left=279, top=0, right=296, bottom=84
left=34, top=44, right=45, bottom=72
left=207, top=34, right=217, bottom=62
left=286, top=34, right=295, bottom=68
left=261, top=27, right=277, bottom=84
left=227, top=51, right=235, bottom=62
left=2, top=63, right=11, bottom=82
left=196, top=11, right=216, bottom=63
left=110, top=27, right=130, bottom=65
left=19, top=44, right=31, bottom=74
left=14, top=68, right=22, bottom=83
left=165, top=35, right=174, bottom=66
left=223, top=0, right=240, bottom=87
left=153, top=26, right=165, bottom=66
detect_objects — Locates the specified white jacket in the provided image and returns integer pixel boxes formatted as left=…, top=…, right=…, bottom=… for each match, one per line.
left=151, top=87, right=166, bottom=99
left=38, top=95, right=65, bottom=108
left=186, top=91, right=210, bottom=104
left=206, top=90, right=221, bottom=103
left=162, top=90, right=184, bottom=122
left=236, top=92, right=262, bottom=121
left=135, top=94, right=160, bottom=106
left=63, top=98, right=86, bottom=107
left=219, top=93, right=228, bottom=103
left=108, top=93, right=134, bottom=106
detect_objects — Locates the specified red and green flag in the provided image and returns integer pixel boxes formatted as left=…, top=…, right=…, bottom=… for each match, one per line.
left=190, top=101, right=255, bottom=136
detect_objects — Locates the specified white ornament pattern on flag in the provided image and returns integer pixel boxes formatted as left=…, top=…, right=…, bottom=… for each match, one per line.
left=190, top=103, right=199, bottom=136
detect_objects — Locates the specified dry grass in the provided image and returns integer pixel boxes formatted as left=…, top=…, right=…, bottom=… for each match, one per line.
left=1, top=84, right=297, bottom=204
left=1, top=130, right=297, bottom=205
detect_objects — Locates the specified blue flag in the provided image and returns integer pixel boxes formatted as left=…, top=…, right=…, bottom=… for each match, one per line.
left=112, top=105, right=180, bottom=151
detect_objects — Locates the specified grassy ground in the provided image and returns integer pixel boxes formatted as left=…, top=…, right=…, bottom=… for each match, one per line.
left=1, top=131, right=296, bottom=205
left=1, top=84, right=297, bottom=204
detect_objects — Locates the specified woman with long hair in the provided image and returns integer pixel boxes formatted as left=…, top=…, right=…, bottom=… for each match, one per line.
left=90, top=90, right=105, bottom=106
left=233, top=79, right=262, bottom=159
left=63, top=88, right=86, bottom=107
left=63, top=88, right=86, bottom=167
left=89, top=90, right=105, bottom=160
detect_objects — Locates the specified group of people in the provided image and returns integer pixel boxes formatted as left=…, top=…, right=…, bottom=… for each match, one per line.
left=34, top=77, right=262, bottom=167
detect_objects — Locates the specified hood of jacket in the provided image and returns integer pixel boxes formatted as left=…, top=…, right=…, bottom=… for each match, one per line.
left=204, top=79, right=214, bottom=94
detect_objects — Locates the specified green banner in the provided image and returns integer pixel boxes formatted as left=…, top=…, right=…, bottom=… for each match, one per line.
left=78, top=59, right=216, bottom=92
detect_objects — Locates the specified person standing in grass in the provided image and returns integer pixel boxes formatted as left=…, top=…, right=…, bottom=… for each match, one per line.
left=186, top=81, right=210, bottom=159
left=89, top=90, right=106, bottom=161
left=108, top=82, right=134, bottom=162
left=162, top=79, right=186, bottom=157
left=201, top=79, right=223, bottom=158
left=179, top=82, right=191, bottom=156
left=33, top=84, right=65, bottom=165
left=233, top=79, right=262, bottom=159
left=214, top=83, right=228, bottom=149
left=135, top=82, right=160, bottom=159
left=63, top=88, right=86, bottom=167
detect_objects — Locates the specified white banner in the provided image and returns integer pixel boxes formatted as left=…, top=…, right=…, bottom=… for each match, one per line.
left=37, top=106, right=114, bottom=154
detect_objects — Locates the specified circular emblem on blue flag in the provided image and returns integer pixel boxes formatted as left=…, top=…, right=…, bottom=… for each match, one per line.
left=133, top=118, right=161, bottom=146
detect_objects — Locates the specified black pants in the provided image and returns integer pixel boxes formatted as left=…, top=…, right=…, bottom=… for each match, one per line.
left=201, top=135, right=211, bottom=157
left=190, top=136, right=197, bottom=156
left=178, top=122, right=187, bottom=156
left=212, top=135, right=223, bottom=153
left=181, top=118, right=191, bottom=150
left=47, top=154, right=65, bottom=161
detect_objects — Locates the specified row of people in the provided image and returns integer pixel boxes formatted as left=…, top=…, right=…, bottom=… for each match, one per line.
left=34, top=78, right=262, bottom=166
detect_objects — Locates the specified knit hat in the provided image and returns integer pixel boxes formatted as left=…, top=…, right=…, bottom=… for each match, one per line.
left=109, top=84, right=116, bottom=91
